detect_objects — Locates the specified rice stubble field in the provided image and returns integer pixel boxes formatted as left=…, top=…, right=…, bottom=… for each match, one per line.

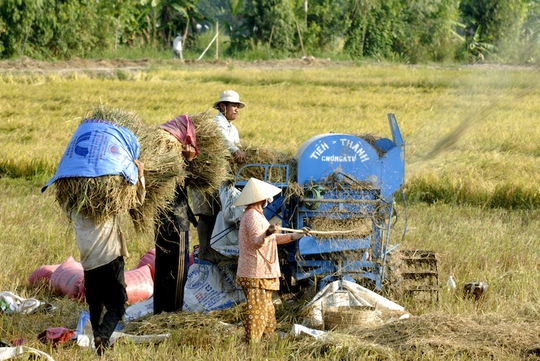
left=1, top=59, right=540, bottom=360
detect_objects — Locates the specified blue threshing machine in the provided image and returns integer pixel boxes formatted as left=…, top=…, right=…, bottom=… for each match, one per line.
left=235, top=114, right=439, bottom=302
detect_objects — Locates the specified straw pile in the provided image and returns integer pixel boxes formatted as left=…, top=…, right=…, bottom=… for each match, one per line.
left=53, top=106, right=145, bottom=224
left=118, top=295, right=540, bottom=360
left=189, top=110, right=232, bottom=195
left=230, top=145, right=297, bottom=183
left=54, top=175, right=139, bottom=224
left=128, top=127, right=189, bottom=233
left=354, top=133, right=386, bottom=158
left=53, top=104, right=194, bottom=232
left=308, top=217, right=372, bottom=238
left=123, top=109, right=233, bottom=232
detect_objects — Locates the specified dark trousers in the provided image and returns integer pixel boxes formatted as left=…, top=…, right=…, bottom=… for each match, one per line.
left=84, top=256, right=127, bottom=345
left=153, top=229, right=189, bottom=314
left=153, top=184, right=193, bottom=314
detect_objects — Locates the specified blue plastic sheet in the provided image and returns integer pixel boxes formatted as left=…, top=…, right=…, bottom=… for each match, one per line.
left=41, top=120, right=140, bottom=193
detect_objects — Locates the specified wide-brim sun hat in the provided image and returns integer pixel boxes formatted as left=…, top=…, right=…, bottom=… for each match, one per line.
left=234, top=178, right=281, bottom=206
left=213, top=90, right=246, bottom=109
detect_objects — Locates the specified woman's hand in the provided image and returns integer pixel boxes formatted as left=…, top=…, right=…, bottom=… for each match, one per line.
left=234, top=149, right=246, bottom=164
left=134, top=159, right=145, bottom=179
left=291, top=227, right=311, bottom=241
left=265, top=224, right=280, bottom=237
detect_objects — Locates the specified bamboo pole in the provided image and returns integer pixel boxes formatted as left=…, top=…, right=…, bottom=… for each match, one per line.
left=268, top=25, right=275, bottom=47
left=295, top=20, right=306, bottom=57
left=279, top=227, right=355, bottom=235
left=197, top=33, right=218, bottom=61
left=215, top=22, right=219, bottom=60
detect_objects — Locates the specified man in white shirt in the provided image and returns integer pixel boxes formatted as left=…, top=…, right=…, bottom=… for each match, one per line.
left=173, top=33, right=183, bottom=60
left=194, top=90, right=246, bottom=262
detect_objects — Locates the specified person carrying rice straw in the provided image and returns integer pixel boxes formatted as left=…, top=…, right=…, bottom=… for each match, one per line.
left=193, top=89, right=247, bottom=263
left=42, top=120, right=146, bottom=355
left=234, top=178, right=306, bottom=343
left=153, top=114, right=200, bottom=315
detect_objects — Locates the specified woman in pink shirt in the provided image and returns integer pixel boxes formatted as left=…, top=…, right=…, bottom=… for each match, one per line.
left=234, top=178, right=305, bottom=343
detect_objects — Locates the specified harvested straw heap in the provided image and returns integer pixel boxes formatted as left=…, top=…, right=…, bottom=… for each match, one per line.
left=189, top=110, right=232, bottom=194
left=229, top=145, right=297, bottom=183
left=128, top=124, right=189, bottom=233
left=53, top=106, right=234, bottom=233
left=53, top=106, right=145, bottom=225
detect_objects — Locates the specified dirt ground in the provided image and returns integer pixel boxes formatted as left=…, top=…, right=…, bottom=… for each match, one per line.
left=0, top=56, right=526, bottom=75
left=0, top=56, right=337, bottom=74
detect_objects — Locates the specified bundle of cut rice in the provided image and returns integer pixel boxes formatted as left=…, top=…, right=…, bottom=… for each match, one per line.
left=230, top=145, right=297, bottom=183
left=353, top=133, right=386, bottom=158
left=54, top=175, right=139, bottom=224
left=128, top=126, right=189, bottom=233
left=53, top=106, right=145, bottom=224
left=54, top=105, right=189, bottom=232
left=188, top=110, right=232, bottom=195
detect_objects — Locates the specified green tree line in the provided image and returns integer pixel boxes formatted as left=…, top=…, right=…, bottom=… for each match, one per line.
left=1, top=0, right=540, bottom=63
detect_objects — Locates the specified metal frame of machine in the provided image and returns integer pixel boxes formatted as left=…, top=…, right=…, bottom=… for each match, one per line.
left=235, top=114, right=439, bottom=300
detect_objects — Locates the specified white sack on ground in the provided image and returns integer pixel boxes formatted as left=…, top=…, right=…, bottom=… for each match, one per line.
left=183, top=262, right=245, bottom=312
left=302, top=280, right=406, bottom=327
left=0, top=347, right=54, bottom=361
left=0, top=291, right=54, bottom=314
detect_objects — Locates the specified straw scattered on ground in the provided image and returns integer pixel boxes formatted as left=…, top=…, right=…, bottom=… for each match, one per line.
left=120, top=300, right=540, bottom=360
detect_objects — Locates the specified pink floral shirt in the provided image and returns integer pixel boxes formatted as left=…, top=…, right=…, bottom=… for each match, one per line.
left=236, top=206, right=293, bottom=279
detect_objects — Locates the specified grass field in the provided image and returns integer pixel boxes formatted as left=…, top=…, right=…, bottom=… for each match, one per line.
left=1, top=59, right=540, bottom=360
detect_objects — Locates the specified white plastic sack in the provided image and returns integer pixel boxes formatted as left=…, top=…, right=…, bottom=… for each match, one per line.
left=124, top=296, right=154, bottom=322
left=183, top=263, right=245, bottom=313
left=110, top=331, right=169, bottom=345
left=302, top=280, right=406, bottom=327
left=211, top=184, right=244, bottom=249
left=0, top=291, right=54, bottom=314
left=292, top=324, right=328, bottom=340
left=0, top=347, right=54, bottom=361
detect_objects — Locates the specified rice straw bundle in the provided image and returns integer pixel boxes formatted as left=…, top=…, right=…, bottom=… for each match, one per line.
left=90, top=104, right=145, bottom=135
left=230, top=146, right=297, bottom=183
left=54, top=176, right=139, bottom=224
left=188, top=111, right=232, bottom=194
left=128, top=127, right=189, bottom=233
left=354, top=133, right=386, bottom=158
left=92, top=105, right=189, bottom=232
left=308, top=216, right=372, bottom=238
left=53, top=105, right=145, bottom=224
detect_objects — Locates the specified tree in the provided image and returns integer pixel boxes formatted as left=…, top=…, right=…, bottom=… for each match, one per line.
left=300, top=0, right=349, bottom=54
left=244, top=0, right=298, bottom=53
left=344, top=0, right=401, bottom=59
left=394, top=0, right=461, bottom=63
left=160, top=0, right=203, bottom=46
left=344, top=0, right=461, bottom=63
left=0, top=0, right=45, bottom=58
left=94, top=0, right=140, bottom=52
left=225, top=0, right=249, bottom=53
left=460, top=0, right=526, bottom=59
left=518, top=0, right=540, bottom=62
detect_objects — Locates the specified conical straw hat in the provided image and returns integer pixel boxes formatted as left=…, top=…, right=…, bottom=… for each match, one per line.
left=234, top=178, right=281, bottom=206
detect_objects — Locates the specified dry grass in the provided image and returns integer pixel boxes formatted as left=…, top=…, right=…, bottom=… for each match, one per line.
left=2, top=61, right=540, bottom=360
